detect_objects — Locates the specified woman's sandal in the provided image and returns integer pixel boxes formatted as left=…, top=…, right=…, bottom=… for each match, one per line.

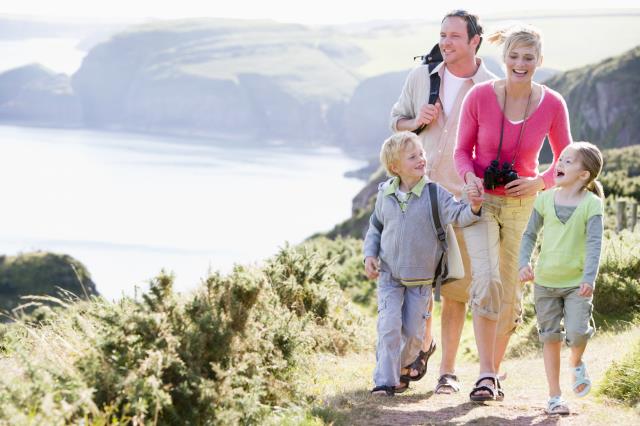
left=546, top=395, right=570, bottom=415
left=572, top=362, right=592, bottom=397
left=400, top=339, right=437, bottom=382
left=469, top=375, right=504, bottom=402
left=435, top=373, right=461, bottom=394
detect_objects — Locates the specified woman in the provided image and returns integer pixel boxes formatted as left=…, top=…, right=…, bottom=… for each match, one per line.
left=454, top=25, right=571, bottom=401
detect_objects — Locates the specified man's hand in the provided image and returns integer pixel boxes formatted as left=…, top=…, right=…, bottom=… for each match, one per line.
left=578, top=282, right=594, bottom=297
left=519, top=265, right=534, bottom=283
left=364, top=256, right=380, bottom=280
left=413, top=102, right=441, bottom=129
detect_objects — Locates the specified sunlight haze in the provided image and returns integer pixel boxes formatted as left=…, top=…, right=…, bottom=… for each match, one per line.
left=4, top=0, right=639, bottom=23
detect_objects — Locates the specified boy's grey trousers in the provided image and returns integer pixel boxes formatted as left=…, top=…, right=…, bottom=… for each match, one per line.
left=374, top=271, right=432, bottom=387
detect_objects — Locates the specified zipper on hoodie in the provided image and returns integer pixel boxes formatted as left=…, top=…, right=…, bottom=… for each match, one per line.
left=395, top=197, right=407, bottom=278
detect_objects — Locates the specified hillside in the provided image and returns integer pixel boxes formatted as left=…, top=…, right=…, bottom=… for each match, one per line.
left=71, top=19, right=363, bottom=140
left=0, top=251, right=98, bottom=314
left=545, top=45, right=640, bottom=150
left=0, top=64, right=81, bottom=125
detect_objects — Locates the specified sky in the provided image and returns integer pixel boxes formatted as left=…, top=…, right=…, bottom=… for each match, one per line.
left=3, top=0, right=639, bottom=24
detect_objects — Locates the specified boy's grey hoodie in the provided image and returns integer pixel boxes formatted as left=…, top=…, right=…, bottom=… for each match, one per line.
left=363, top=177, right=479, bottom=281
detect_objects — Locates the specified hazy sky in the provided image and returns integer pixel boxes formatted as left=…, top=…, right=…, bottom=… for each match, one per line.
left=4, top=1, right=639, bottom=24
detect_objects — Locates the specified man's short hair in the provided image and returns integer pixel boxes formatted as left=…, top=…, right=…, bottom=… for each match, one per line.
left=442, top=10, right=483, bottom=52
left=380, top=131, right=422, bottom=177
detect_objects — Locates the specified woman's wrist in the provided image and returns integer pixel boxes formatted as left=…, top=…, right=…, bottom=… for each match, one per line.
left=465, top=171, right=477, bottom=184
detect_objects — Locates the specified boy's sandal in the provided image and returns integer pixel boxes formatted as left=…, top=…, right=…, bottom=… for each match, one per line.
left=469, top=375, right=502, bottom=402
left=435, top=374, right=461, bottom=394
left=400, top=339, right=437, bottom=382
left=370, top=385, right=395, bottom=396
left=572, top=362, right=592, bottom=397
left=394, top=379, right=410, bottom=394
left=370, top=380, right=410, bottom=396
left=546, top=396, right=570, bottom=415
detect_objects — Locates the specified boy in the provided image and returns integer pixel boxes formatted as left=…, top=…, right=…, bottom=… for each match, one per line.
left=364, top=131, right=482, bottom=396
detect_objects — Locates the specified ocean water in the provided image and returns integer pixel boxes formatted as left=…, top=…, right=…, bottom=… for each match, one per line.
left=0, top=125, right=365, bottom=299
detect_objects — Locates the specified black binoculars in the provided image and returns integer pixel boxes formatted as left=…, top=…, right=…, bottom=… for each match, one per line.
left=483, top=160, right=519, bottom=190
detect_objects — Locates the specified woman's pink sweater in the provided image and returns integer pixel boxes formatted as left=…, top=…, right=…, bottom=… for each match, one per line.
left=454, top=81, right=571, bottom=196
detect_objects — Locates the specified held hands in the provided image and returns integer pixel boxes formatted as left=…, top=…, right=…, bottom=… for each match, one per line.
left=413, top=102, right=441, bottom=129
left=504, top=176, right=545, bottom=198
left=578, top=282, right=594, bottom=297
left=519, top=264, right=534, bottom=283
left=364, top=256, right=380, bottom=280
left=464, top=172, right=485, bottom=213
left=463, top=182, right=484, bottom=213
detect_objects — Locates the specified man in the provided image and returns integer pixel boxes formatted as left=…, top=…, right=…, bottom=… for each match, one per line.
left=389, top=10, right=495, bottom=394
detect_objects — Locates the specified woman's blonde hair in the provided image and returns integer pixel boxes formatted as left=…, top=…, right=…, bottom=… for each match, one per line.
left=380, top=131, right=422, bottom=177
left=571, top=141, right=605, bottom=199
left=487, top=24, right=542, bottom=64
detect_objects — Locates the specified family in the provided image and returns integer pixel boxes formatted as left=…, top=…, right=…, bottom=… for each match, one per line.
left=362, top=10, right=604, bottom=415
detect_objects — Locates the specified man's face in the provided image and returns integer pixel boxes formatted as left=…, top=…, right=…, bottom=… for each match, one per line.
left=439, top=16, right=477, bottom=66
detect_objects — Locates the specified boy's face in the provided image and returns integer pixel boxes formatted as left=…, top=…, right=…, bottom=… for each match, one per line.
left=390, top=143, right=427, bottom=182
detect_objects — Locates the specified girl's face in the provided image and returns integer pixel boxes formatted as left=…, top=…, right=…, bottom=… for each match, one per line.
left=555, top=147, right=590, bottom=188
left=504, top=44, right=540, bottom=84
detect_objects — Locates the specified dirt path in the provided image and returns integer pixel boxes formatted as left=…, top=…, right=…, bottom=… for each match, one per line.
left=308, top=326, right=640, bottom=425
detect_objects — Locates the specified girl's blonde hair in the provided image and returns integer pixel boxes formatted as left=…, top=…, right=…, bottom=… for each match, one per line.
left=487, top=24, right=542, bottom=64
left=572, top=141, right=605, bottom=199
left=380, top=131, right=422, bottom=177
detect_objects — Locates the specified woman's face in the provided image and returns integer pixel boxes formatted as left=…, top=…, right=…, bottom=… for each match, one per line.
left=504, top=44, right=540, bottom=84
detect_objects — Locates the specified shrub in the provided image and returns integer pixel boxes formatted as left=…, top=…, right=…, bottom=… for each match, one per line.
left=599, top=338, right=640, bottom=407
left=0, top=245, right=367, bottom=425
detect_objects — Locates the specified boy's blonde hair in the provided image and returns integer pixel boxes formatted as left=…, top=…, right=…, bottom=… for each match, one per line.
left=380, top=131, right=422, bottom=177
left=572, top=141, right=605, bottom=199
left=487, top=24, right=543, bottom=64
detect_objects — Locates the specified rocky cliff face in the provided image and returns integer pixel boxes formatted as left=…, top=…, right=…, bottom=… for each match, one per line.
left=70, top=19, right=363, bottom=140
left=545, top=46, right=640, bottom=150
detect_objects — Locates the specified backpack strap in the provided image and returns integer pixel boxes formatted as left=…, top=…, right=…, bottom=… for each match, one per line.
left=413, top=63, right=440, bottom=135
left=428, top=183, right=448, bottom=301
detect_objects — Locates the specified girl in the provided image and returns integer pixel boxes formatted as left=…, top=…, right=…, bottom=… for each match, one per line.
left=519, top=142, right=604, bottom=415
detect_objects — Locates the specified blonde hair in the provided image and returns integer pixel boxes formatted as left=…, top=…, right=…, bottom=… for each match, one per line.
left=567, top=141, right=605, bottom=199
left=380, top=131, right=422, bottom=177
left=487, top=24, right=542, bottom=64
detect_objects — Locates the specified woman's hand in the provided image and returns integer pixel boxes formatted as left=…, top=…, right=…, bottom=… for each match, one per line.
left=465, top=172, right=484, bottom=195
left=519, top=265, right=534, bottom=283
left=364, top=256, right=380, bottom=280
left=504, top=176, right=545, bottom=197
left=463, top=182, right=484, bottom=213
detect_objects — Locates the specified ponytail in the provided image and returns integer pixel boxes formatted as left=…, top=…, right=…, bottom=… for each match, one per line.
left=587, top=179, right=605, bottom=200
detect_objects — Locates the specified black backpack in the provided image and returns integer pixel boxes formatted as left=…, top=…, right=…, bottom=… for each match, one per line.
left=412, top=44, right=443, bottom=135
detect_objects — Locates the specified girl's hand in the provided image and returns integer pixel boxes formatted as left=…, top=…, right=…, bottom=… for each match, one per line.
left=504, top=176, right=545, bottom=197
left=364, top=256, right=380, bottom=280
left=578, top=282, right=594, bottom=297
left=519, top=265, right=534, bottom=282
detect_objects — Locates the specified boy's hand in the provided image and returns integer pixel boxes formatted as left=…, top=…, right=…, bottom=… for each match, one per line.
left=578, top=282, right=594, bottom=297
left=519, top=265, right=534, bottom=282
left=463, top=182, right=484, bottom=214
left=364, top=256, right=380, bottom=280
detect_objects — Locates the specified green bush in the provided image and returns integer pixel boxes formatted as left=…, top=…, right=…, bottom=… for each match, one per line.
left=303, top=237, right=376, bottom=311
left=593, top=230, right=640, bottom=315
left=0, top=245, right=367, bottom=425
left=0, top=252, right=98, bottom=314
left=599, top=338, right=640, bottom=407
